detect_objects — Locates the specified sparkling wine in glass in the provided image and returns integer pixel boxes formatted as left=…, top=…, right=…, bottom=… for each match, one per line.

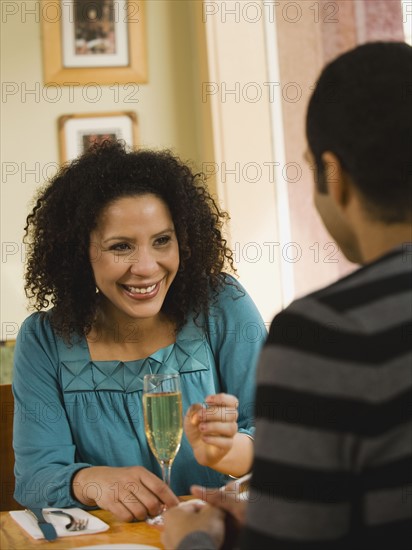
left=143, top=373, right=183, bottom=523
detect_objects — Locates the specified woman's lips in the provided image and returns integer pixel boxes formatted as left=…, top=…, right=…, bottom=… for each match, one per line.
left=121, top=280, right=161, bottom=300
left=123, top=283, right=157, bottom=294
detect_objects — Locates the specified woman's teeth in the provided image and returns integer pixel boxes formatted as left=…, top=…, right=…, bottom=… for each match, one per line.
left=124, top=283, right=156, bottom=294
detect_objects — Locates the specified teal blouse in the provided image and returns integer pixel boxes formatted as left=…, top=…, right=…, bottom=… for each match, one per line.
left=13, top=279, right=266, bottom=508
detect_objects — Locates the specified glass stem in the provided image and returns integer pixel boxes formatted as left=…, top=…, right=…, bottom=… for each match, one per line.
left=160, top=460, right=172, bottom=486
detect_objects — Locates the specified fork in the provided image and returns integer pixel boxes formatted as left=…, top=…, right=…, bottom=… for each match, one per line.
left=47, top=510, right=89, bottom=531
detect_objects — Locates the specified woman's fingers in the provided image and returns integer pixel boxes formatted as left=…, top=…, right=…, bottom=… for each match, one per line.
left=205, top=393, right=239, bottom=407
left=121, top=482, right=163, bottom=519
left=108, top=486, right=149, bottom=522
left=202, top=394, right=239, bottom=423
left=185, top=394, right=241, bottom=468
left=73, top=465, right=179, bottom=521
left=185, top=394, right=239, bottom=428
left=200, top=407, right=238, bottom=424
left=199, top=420, right=238, bottom=438
left=198, top=434, right=235, bottom=451
left=185, top=402, right=204, bottom=425
left=140, top=469, right=180, bottom=509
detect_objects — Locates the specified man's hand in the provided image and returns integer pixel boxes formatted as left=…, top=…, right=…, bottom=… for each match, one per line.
left=162, top=501, right=225, bottom=549
left=190, top=483, right=247, bottom=527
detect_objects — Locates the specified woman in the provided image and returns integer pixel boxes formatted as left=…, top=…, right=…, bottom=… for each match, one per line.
left=13, top=141, right=266, bottom=521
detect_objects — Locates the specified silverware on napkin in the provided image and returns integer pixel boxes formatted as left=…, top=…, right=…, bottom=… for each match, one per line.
left=47, top=510, right=89, bottom=531
left=26, top=508, right=58, bottom=541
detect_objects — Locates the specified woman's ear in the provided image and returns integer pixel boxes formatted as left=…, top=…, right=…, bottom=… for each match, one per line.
left=321, top=151, right=351, bottom=209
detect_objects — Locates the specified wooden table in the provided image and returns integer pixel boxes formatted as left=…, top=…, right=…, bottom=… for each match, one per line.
left=0, top=509, right=165, bottom=549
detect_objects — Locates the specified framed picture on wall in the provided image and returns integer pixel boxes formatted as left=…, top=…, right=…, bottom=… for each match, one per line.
left=58, top=111, right=138, bottom=163
left=41, top=0, right=147, bottom=84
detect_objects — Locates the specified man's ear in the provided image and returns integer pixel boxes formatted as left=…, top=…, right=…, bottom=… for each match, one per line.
left=321, top=151, right=351, bottom=208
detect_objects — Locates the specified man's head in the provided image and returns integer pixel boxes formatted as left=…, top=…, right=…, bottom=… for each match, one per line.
left=306, top=42, right=411, bottom=225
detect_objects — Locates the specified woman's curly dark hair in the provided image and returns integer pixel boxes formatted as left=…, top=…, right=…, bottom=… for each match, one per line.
left=24, top=141, right=236, bottom=342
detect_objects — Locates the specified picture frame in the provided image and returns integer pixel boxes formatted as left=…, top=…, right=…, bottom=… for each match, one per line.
left=41, top=0, right=147, bottom=85
left=58, top=111, right=138, bottom=163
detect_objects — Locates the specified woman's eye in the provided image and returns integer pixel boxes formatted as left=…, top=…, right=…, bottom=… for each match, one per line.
left=154, top=236, right=171, bottom=246
left=110, top=243, right=131, bottom=252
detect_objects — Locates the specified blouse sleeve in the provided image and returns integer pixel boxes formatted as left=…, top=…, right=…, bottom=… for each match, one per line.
left=207, top=276, right=267, bottom=437
left=13, top=313, right=92, bottom=508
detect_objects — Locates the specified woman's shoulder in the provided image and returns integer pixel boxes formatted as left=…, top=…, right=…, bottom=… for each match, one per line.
left=15, top=311, right=61, bottom=367
left=211, top=273, right=263, bottom=320
left=205, top=274, right=266, bottom=353
left=18, top=310, right=54, bottom=339
left=18, top=310, right=85, bottom=354
left=214, top=273, right=245, bottom=300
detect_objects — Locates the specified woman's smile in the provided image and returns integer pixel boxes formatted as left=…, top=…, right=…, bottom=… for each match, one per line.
left=120, top=278, right=163, bottom=299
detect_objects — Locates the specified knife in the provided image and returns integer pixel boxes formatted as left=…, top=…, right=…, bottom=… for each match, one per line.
left=26, top=508, right=58, bottom=541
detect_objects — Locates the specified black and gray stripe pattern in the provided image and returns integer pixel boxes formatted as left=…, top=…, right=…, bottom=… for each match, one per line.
left=242, top=246, right=412, bottom=549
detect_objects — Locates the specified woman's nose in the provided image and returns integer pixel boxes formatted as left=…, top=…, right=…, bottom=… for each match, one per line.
left=129, top=246, right=156, bottom=275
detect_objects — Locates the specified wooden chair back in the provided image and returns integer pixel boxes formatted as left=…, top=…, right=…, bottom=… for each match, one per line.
left=0, top=384, right=24, bottom=511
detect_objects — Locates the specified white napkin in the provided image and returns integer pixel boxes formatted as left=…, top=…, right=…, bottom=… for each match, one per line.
left=9, top=507, right=109, bottom=539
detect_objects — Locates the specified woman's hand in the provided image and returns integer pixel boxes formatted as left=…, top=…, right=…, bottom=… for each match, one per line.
left=184, top=393, right=239, bottom=468
left=72, top=465, right=179, bottom=522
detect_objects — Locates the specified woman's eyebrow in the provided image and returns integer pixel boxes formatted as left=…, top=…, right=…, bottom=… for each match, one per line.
left=152, top=228, right=175, bottom=237
left=101, top=228, right=176, bottom=244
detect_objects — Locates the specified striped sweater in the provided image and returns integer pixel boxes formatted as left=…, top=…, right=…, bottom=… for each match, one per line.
left=241, top=245, right=412, bottom=549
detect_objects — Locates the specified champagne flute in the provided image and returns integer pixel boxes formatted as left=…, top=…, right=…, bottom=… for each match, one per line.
left=143, top=373, right=183, bottom=524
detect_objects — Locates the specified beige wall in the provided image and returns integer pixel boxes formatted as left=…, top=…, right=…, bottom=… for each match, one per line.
left=276, top=0, right=405, bottom=299
left=0, top=0, right=214, bottom=338
left=203, top=0, right=406, bottom=323
left=203, top=2, right=285, bottom=324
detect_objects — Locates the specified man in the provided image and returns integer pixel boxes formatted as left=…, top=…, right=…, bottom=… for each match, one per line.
left=163, top=41, right=412, bottom=549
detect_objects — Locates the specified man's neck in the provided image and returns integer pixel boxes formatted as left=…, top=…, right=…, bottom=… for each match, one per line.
left=357, top=222, right=411, bottom=264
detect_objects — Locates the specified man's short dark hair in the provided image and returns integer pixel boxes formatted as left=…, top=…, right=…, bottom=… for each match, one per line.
left=306, top=41, right=412, bottom=223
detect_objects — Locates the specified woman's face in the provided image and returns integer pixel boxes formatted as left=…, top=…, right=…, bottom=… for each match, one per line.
left=89, top=194, right=180, bottom=324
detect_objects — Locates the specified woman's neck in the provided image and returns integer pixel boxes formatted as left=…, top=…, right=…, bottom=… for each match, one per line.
left=87, top=307, right=176, bottom=361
